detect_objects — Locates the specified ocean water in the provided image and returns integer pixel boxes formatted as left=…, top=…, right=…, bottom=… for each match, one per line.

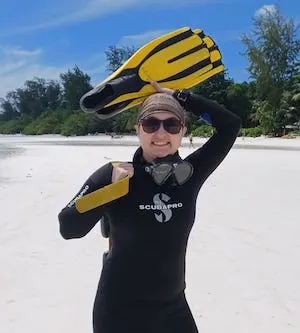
left=0, top=144, right=24, bottom=160
left=0, top=144, right=25, bottom=186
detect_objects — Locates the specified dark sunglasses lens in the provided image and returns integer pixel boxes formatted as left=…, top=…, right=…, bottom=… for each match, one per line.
left=141, top=118, right=160, bottom=133
left=163, top=118, right=182, bottom=134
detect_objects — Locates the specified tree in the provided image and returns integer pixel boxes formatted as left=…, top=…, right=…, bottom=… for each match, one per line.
left=281, top=62, right=300, bottom=130
left=60, top=66, right=93, bottom=110
left=190, top=72, right=234, bottom=129
left=192, top=72, right=233, bottom=106
left=241, top=6, right=300, bottom=134
left=105, top=45, right=137, bottom=73
left=226, top=82, right=253, bottom=127
left=291, top=62, right=300, bottom=103
left=45, top=80, right=62, bottom=110
left=19, top=78, right=49, bottom=116
left=0, top=91, right=19, bottom=121
left=60, top=110, right=90, bottom=136
left=0, top=78, right=58, bottom=119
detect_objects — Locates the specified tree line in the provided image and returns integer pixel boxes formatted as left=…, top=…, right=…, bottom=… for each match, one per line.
left=0, top=6, right=299, bottom=137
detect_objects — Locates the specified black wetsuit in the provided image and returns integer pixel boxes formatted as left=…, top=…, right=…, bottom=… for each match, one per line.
left=58, top=93, right=241, bottom=333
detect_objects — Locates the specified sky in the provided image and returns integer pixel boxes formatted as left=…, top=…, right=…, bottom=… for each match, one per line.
left=0, top=0, right=299, bottom=99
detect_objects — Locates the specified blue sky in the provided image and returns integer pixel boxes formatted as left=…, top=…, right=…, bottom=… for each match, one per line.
left=0, top=0, right=298, bottom=98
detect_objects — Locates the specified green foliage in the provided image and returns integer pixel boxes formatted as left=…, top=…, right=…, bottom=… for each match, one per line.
left=192, top=72, right=233, bottom=106
left=0, top=96, right=19, bottom=121
left=109, top=107, right=139, bottom=133
left=0, top=119, right=24, bottom=134
left=0, top=114, right=33, bottom=134
left=60, top=66, right=92, bottom=110
left=286, top=62, right=300, bottom=124
left=0, top=78, right=62, bottom=123
left=60, top=110, right=90, bottom=136
left=241, top=6, right=299, bottom=103
left=226, top=82, right=253, bottom=126
left=241, top=6, right=300, bottom=135
left=289, top=130, right=300, bottom=136
left=22, top=109, right=72, bottom=135
left=105, top=45, right=137, bottom=73
left=243, top=127, right=264, bottom=137
left=192, top=125, right=215, bottom=137
left=251, top=100, right=289, bottom=136
left=184, top=111, right=198, bottom=133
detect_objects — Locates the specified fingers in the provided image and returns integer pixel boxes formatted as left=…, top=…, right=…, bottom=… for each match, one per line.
left=111, top=163, right=134, bottom=183
left=150, top=81, right=175, bottom=96
left=119, top=163, right=134, bottom=177
left=150, top=81, right=162, bottom=92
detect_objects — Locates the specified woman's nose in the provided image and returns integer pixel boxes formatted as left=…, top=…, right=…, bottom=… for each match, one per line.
left=156, top=122, right=167, bottom=135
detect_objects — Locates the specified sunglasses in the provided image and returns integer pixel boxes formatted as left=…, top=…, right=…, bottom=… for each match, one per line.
left=140, top=117, right=183, bottom=134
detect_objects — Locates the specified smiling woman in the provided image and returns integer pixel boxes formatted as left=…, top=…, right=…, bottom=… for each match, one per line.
left=134, top=92, right=187, bottom=161
left=58, top=80, right=241, bottom=333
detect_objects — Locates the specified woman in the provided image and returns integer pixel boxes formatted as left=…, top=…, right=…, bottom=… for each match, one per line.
left=58, top=82, right=241, bottom=333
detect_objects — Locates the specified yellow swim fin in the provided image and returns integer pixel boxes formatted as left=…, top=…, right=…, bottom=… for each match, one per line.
left=80, top=27, right=224, bottom=119
left=75, top=176, right=130, bottom=213
left=80, top=27, right=212, bottom=115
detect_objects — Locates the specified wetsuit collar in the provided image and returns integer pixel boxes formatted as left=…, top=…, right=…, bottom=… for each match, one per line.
left=132, top=147, right=180, bottom=167
left=132, top=147, right=193, bottom=186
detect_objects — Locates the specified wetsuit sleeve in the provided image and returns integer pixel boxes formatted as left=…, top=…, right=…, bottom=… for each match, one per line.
left=58, top=163, right=113, bottom=239
left=183, top=93, right=241, bottom=183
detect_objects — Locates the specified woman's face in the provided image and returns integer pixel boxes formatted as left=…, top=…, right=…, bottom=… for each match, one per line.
left=135, top=112, right=187, bottom=162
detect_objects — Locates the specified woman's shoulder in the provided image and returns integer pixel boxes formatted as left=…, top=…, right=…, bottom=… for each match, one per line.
left=89, top=162, right=113, bottom=184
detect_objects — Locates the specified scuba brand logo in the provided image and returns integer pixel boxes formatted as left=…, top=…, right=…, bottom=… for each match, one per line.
left=67, top=185, right=89, bottom=208
left=139, top=193, right=183, bottom=223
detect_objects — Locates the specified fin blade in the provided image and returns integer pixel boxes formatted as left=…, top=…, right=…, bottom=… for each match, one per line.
left=203, top=36, right=215, bottom=49
left=97, top=27, right=193, bottom=86
left=75, top=177, right=130, bottom=213
left=184, top=64, right=225, bottom=89
left=139, top=35, right=208, bottom=82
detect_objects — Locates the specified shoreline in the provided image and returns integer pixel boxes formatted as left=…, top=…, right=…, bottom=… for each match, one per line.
left=1, top=134, right=300, bottom=151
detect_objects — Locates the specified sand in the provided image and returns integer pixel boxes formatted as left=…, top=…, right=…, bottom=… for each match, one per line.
left=0, top=135, right=300, bottom=333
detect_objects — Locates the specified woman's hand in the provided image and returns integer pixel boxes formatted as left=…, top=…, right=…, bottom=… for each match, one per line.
left=150, top=81, right=175, bottom=96
left=111, top=163, right=134, bottom=183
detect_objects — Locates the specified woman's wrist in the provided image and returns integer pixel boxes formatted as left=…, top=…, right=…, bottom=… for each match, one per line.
left=172, top=89, right=191, bottom=108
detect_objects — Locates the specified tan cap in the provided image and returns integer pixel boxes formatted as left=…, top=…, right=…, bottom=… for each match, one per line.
left=137, top=93, right=185, bottom=123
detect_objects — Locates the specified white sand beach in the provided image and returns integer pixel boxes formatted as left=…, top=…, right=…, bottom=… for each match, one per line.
left=0, top=135, right=300, bottom=333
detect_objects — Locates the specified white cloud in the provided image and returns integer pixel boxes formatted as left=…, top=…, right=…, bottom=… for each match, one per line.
left=0, top=0, right=230, bottom=37
left=79, top=53, right=108, bottom=86
left=0, top=46, right=42, bottom=57
left=119, top=29, right=170, bottom=46
left=0, top=0, right=142, bottom=36
left=0, top=46, right=66, bottom=98
left=0, top=64, right=66, bottom=99
left=255, top=5, right=276, bottom=17
left=0, top=60, right=27, bottom=76
left=0, top=44, right=109, bottom=98
left=0, top=46, right=43, bottom=77
left=9, top=48, right=42, bottom=57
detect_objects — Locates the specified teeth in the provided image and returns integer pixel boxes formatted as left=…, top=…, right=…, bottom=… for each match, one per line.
left=153, top=142, right=168, bottom=146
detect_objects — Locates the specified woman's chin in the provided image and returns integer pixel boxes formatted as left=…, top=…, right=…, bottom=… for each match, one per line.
left=142, top=144, right=176, bottom=161
left=153, top=150, right=172, bottom=159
